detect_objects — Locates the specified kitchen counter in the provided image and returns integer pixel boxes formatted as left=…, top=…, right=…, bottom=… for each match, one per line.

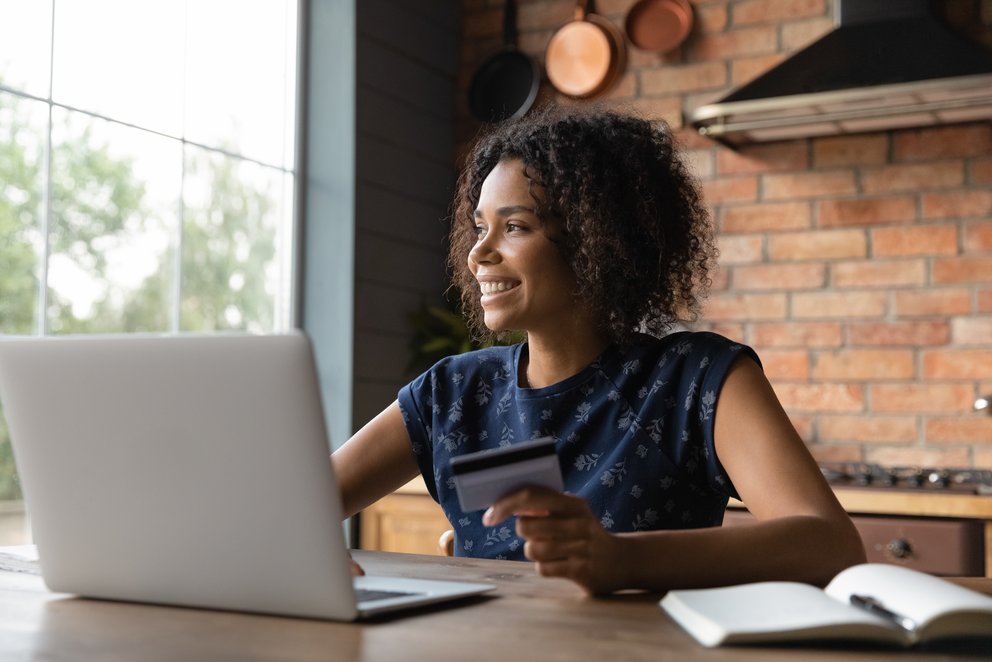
left=826, top=489, right=992, bottom=520
left=728, top=488, right=992, bottom=520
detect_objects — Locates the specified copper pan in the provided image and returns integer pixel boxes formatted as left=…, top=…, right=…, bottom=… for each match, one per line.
left=624, top=0, right=693, bottom=52
left=545, top=0, right=627, bottom=98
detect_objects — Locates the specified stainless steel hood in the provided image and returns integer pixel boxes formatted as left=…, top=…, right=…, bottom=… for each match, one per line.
left=687, top=0, right=992, bottom=147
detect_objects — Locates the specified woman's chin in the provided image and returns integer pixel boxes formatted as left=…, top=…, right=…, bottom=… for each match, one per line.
left=482, top=315, right=511, bottom=333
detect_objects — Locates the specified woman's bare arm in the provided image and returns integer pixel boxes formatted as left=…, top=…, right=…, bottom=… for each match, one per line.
left=702, top=356, right=866, bottom=585
left=331, top=400, right=421, bottom=519
left=620, top=356, right=865, bottom=588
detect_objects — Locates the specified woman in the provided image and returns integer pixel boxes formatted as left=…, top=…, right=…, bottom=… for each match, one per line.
left=333, top=106, right=865, bottom=595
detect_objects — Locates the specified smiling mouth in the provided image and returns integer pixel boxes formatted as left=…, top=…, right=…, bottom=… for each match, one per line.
left=479, top=281, right=520, bottom=295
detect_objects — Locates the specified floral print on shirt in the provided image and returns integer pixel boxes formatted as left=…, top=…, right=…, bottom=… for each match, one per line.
left=398, top=332, right=759, bottom=561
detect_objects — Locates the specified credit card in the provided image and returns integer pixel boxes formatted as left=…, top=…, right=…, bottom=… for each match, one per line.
left=450, top=436, right=563, bottom=512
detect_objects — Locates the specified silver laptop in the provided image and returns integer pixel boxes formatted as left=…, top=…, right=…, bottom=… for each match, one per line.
left=0, top=332, right=493, bottom=620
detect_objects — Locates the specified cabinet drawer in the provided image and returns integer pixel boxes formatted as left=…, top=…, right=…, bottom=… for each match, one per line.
left=722, top=510, right=985, bottom=576
left=853, top=515, right=984, bottom=576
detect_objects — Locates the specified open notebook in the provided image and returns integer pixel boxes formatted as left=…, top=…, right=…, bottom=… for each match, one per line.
left=661, top=563, right=992, bottom=647
left=0, top=333, right=493, bottom=620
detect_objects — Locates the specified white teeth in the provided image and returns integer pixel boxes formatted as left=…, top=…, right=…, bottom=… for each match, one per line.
left=479, top=281, right=518, bottom=295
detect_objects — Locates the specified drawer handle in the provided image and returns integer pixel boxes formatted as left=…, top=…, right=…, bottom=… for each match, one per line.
left=886, top=538, right=913, bottom=559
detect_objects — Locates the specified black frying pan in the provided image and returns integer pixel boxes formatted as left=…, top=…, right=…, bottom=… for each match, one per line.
left=468, top=0, right=540, bottom=123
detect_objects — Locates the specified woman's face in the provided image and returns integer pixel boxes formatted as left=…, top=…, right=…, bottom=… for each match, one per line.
left=467, top=159, right=579, bottom=336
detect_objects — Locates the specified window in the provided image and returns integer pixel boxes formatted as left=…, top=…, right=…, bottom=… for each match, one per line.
left=0, top=0, right=300, bottom=544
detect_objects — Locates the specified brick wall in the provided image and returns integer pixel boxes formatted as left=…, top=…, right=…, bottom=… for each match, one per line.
left=457, top=0, right=992, bottom=468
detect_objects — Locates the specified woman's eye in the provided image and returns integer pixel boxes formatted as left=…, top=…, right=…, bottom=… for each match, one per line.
left=473, top=225, right=487, bottom=237
left=506, top=222, right=526, bottom=233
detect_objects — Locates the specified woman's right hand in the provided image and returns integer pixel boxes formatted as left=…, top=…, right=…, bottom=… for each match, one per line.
left=484, top=486, right=627, bottom=595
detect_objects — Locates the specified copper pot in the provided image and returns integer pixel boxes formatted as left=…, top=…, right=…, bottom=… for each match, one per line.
left=545, top=0, right=626, bottom=98
left=624, top=0, right=694, bottom=52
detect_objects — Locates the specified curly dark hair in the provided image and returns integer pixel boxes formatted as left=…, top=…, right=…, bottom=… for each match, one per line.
left=450, top=104, right=715, bottom=347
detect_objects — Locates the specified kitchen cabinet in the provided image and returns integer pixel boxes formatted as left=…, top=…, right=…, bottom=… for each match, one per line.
left=358, top=478, right=449, bottom=556
left=829, top=489, right=992, bottom=577
left=360, top=480, right=992, bottom=577
left=726, top=490, right=992, bottom=577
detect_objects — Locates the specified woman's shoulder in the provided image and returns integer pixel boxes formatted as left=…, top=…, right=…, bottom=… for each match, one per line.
left=626, top=330, right=753, bottom=359
left=612, top=331, right=760, bottom=383
left=418, top=344, right=520, bottom=383
left=402, top=344, right=521, bottom=409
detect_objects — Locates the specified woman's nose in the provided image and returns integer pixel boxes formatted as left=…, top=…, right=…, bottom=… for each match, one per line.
left=469, top=232, right=499, bottom=265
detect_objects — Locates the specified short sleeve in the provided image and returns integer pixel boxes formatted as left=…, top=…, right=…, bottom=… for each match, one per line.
left=397, top=368, right=440, bottom=501
left=693, top=334, right=761, bottom=500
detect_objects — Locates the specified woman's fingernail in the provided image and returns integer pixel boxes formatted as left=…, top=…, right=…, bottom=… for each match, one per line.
left=482, top=506, right=494, bottom=526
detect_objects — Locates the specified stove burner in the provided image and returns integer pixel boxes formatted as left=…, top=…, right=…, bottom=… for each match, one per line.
left=818, top=463, right=992, bottom=494
left=926, top=470, right=950, bottom=488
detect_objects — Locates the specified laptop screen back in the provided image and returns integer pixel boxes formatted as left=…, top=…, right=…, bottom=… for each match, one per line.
left=0, top=333, right=362, bottom=620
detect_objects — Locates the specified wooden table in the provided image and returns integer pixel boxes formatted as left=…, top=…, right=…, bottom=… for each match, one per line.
left=2, top=551, right=991, bottom=661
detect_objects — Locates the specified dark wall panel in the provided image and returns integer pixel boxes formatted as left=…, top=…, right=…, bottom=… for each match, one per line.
left=354, top=0, right=457, bottom=423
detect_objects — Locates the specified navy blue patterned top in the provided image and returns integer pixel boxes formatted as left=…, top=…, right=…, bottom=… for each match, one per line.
left=397, top=331, right=760, bottom=560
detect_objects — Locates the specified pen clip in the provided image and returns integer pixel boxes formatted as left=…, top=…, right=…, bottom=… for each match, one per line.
left=849, top=594, right=919, bottom=633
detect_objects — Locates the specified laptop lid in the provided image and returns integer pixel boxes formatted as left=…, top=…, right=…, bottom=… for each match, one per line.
left=0, top=333, right=492, bottom=620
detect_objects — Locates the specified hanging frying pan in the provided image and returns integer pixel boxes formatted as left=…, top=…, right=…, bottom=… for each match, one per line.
left=624, top=0, right=694, bottom=52
left=468, top=0, right=540, bottom=123
left=545, top=0, right=627, bottom=98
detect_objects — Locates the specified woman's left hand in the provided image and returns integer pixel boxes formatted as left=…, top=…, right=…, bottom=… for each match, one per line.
left=348, top=555, right=365, bottom=576
left=483, top=486, right=626, bottom=595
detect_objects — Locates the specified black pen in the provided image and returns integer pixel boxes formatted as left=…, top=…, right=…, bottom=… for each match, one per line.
left=850, top=594, right=919, bottom=632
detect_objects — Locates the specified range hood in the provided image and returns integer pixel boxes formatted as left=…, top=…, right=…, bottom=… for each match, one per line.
left=687, top=0, right=992, bottom=147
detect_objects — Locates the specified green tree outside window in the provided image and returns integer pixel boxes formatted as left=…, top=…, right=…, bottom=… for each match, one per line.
left=0, top=90, right=286, bottom=503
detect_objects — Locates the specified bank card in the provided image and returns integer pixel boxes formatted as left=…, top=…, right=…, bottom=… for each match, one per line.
left=450, top=436, right=563, bottom=512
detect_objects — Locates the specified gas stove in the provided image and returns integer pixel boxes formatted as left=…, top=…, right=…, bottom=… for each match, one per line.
left=819, top=462, right=992, bottom=496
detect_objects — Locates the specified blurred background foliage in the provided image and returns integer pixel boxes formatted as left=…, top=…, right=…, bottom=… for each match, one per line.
left=406, top=296, right=525, bottom=375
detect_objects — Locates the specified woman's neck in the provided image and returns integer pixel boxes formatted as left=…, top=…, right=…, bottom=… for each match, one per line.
left=520, top=329, right=611, bottom=389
